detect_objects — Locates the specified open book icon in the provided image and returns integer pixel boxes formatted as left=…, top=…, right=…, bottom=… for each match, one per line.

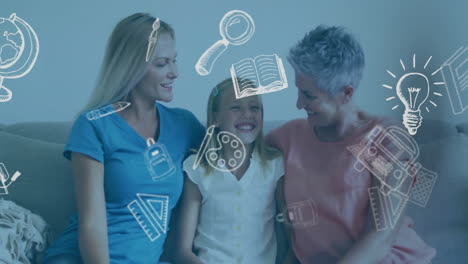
left=441, top=46, right=468, bottom=115
left=230, top=54, right=288, bottom=99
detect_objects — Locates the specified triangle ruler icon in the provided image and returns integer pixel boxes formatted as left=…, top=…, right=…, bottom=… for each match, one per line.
left=137, top=193, right=169, bottom=234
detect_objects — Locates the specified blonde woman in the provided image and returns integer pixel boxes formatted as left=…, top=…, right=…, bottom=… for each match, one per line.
left=174, top=79, right=284, bottom=264
left=44, top=13, right=205, bottom=263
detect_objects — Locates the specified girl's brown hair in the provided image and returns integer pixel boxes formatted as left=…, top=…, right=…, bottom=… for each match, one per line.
left=199, top=78, right=281, bottom=175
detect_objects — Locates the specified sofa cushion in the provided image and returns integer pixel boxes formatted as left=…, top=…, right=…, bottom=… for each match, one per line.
left=457, top=122, right=468, bottom=135
left=409, top=133, right=468, bottom=232
left=412, top=119, right=459, bottom=145
left=4, top=122, right=72, bottom=145
left=0, top=131, right=75, bottom=239
left=423, top=227, right=468, bottom=264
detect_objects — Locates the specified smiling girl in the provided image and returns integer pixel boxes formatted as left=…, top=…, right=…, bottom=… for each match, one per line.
left=174, top=78, right=284, bottom=264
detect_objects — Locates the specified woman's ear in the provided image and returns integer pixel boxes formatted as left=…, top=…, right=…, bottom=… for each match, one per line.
left=341, top=85, right=354, bottom=103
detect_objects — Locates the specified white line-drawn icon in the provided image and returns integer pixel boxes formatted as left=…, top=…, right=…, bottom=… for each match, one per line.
left=127, top=193, right=169, bottom=242
left=86, top=101, right=131, bottom=121
left=348, top=125, right=420, bottom=196
left=409, top=166, right=438, bottom=207
left=383, top=54, right=444, bottom=135
left=441, top=46, right=468, bottom=115
left=146, top=18, right=160, bottom=62
left=230, top=54, right=288, bottom=99
left=0, top=13, right=39, bottom=103
left=347, top=125, right=438, bottom=231
left=276, top=199, right=318, bottom=229
left=0, top=163, right=21, bottom=195
left=192, top=125, right=246, bottom=172
left=144, top=138, right=175, bottom=182
left=195, top=10, right=255, bottom=76
left=368, top=186, right=408, bottom=231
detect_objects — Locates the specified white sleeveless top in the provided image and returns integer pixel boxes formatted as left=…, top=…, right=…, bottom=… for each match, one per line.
left=183, top=152, right=284, bottom=264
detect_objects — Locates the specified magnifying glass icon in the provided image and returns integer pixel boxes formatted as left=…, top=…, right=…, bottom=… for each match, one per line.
left=195, top=10, right=255, bottom=76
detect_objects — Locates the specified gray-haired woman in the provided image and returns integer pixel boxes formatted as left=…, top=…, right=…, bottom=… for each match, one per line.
left=268, top=25, right=435, bottom=264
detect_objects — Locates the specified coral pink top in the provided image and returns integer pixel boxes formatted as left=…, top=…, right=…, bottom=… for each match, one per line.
left=267, top=118, right=435, bottom=264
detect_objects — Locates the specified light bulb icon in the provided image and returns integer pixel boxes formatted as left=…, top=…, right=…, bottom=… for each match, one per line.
left=396, top=73, right=430, bottom=135
left=383, top=54, right=445, bottom=136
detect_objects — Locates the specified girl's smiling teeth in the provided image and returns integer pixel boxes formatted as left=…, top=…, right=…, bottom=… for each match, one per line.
left=235, top=122, right=256, bottom=132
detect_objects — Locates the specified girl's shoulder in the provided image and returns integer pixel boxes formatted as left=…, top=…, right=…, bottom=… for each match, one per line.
left=182, top=154, right=211, bottom=185
left=183, top=154, right=198, bottom=170
left=262, top=153, right=284, bottom=166
left=253, top=152, right=284, bottom=182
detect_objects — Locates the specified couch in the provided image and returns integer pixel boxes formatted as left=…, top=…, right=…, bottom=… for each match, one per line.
left=0, top=119, right=467, bottom=263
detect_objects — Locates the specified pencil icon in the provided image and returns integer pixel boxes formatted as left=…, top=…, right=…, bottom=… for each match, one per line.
left=86, top=101, right=131, bottom=121
left=146, top=18, right=161, bottom=62
left=193, top=125, right=215, bottom=170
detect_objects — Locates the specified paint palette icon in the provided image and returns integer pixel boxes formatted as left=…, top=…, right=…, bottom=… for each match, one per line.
left=192, top=125, right=246, bottom=172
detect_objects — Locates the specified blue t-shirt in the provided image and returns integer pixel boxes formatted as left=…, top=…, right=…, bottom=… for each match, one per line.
left=45, top=103, right=205, bottom=263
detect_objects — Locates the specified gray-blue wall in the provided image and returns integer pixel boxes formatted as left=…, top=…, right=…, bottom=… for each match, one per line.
left=1, top=0, right=467, bottom=124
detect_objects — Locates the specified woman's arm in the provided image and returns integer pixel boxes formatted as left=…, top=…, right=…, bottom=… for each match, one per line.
left=72, top=152, right=109, bottom=264
left=337, top=175, right=407, bottom=264
left=173, top=174, right=204, bottom=264
left=275, top=177, right=300, bottom=264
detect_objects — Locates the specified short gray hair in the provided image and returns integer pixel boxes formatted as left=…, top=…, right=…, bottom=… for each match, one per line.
left=288, top=25, right=365, bottom=96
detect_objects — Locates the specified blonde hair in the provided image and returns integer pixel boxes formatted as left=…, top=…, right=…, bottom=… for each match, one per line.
left=82, top=13, right=175, bottom=112
left=200, top=78, right=281, bottom=175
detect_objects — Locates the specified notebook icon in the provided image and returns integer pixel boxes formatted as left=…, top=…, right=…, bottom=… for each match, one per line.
left=230, top=54, right=288, bottom=99
left=127, top=193, right=169, bottom=242
left=441, top=46, right=468, bottom=115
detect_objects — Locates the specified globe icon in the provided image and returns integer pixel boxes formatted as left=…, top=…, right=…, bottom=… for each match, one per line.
left=0, top=13, right=39, bottom=102
left=0, top=17, right=22, bottom=68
